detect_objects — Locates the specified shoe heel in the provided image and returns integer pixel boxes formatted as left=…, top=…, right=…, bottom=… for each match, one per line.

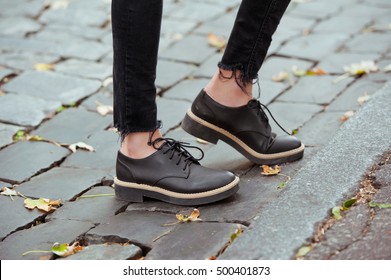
left=182, top=112, right=220, bottom=144
left=115, top=185, right=144, bottom=202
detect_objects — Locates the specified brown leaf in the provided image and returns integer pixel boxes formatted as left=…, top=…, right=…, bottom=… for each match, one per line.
left=207, top=33, right=226, bottom=50
left=24, top=198, right=62, bottom=212
left=340, top=110, right=355, bottom=122
left=260, top=165, right=281, bottom=176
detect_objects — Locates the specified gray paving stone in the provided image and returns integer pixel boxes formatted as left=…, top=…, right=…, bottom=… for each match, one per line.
left=35, top=23, right=108, bottom=42
left=63, top=243, right=142, bottom=260
left=288, top=1, right=342, bottom=20
left=61, top=130, right=118, bottom=172
left=55, top=59, right=112, bottom=81
left=0, top=68, right=13, bottom=81
left=277, top=75, right=354, bottom=105
left=194, top=11, right=236, bottom=38
left=81, top=84, right=113, bottom=113
left=16, top=167, right=110, bottom=201
left=33, top=107, right=112, bottom=144
left=0, top=123, right=22, bottom=148
left=374, top=164, right=391, bottom=189
left=277, top=33, right=350, bottom=61
left=157, top=97, right=190, bottom=133
left=339, top=3, right=390, bottom=18
left=267, top=28, right=298, bottom=55
left=331, top=209, right=391, bottom=260
left=344, top=33, right=391, bottom=54
left=145, top=222, right=240, bottom=260
left=162, top=78, right=209, bottom=102
left=86, top=210, right=178, bottom=248
left=167, top=1, right=225, bottom=22
left=0, top=51, right=60, bottom=71
left=326, top=79, right=384, bottom=112
left=0, top=195, right=45, bottom=240
left=316, top=52, right=381, bottom=74
left=47, top=186, right=128, bottom=223
left=0, top=93, right=61, bottom=127
left=57, top=39, right=110, bottom=61
left=40, top=5, right=108, bottom=27
left=258, top=56, right=314, bottom=81
left=259, top=80, right=288, bottom=105
left=0, top=141, right=70, bottom=184
left=296, top=112, right=344, bottom=147
left=156, top=60, right=196, bottom=89
left=192, top=52, right=221, bottom=78
left=267, top=102, right=323, bottom=135
left=161, top=18, right=198, bottom=38
left=1, top=0, right=44, bottom=18
left=3, top=71, right=101, bottom=105
left=366, top=0, right=391, bottom=8
left=199, top=0, right=240, bottom=8
left=0, top=37, right=60, bottom=57
left=313, top=14, right=371, bottom=36
left=0, top=16, right=41, bottom=37
left=279, top=15, right=316, bottom=33
left=160, top=34, right=217, bottom=65
left=0, top=219, right=94, bottom=260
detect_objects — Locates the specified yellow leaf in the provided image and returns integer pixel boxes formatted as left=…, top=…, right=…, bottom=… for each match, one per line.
left=52, top=242, right=83, bottom=257
left=260, top=165, right=281, bottom=176
left=67, top=142, right=95, bottom=153
left=34, top=63, right=55, bottom=71
left=24, top=198, right=62, bottom=212
left=307, top=67, right=327, bottom=76
left=207, top=33, right=226, bottom=50
left=272, top=71, right=290, bottom=82
left=340, top=110, right=355, bottom=122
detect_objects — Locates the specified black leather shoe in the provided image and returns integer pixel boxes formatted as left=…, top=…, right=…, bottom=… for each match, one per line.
left=114, top=137, right=239, bottom=206
left=182, top=90, right=304, bottom=165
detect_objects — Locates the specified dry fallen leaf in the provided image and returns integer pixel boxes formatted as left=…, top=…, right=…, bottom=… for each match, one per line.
left=67, top=142, right=95, bottom=153
left=163, top=208, right=202, bottom=226
left=307, top=67, right=327, bottom=76
left=343, top=60, right=378, bottom=76
left=272, top=71, right=290, bottom=82
left=383, top=64, right=391, bottom=73
left=260, top=165, right=281, bottom=176
left=24, top=198, right=62, bottom=212
left=95, top=101, right=113, bottom=116
left=52, top=242, right=83, bottom=257
left=1, top=186, right=18, bottom=198
left=207, top=33, right=226, bottom=50
left=34, top=63, right=55, bottom=72
left=340, top=110, right=355, bottom=122
left=357, top=93, right=371, bottom=106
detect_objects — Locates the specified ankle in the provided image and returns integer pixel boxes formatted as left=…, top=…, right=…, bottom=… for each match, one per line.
left=120, top=130, right=162, bottom=159
left=204, top=69, right=253, bottom=107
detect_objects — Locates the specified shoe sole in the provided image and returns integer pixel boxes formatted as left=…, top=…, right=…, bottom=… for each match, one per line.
left=114, top=176, right=239, bottom=206
left=182, top=109, right=304, bottom=165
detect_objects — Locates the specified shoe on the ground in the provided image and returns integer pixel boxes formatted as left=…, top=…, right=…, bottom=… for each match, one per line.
left=114, top=137, right=239, bottom=206
left=181, top=89, right=304, bottom=165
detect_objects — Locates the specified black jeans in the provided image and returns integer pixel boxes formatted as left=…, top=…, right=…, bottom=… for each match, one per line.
left=111, top=0, right=290, bottom=137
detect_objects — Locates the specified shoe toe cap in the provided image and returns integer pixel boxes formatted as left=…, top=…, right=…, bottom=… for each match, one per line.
left=267, top=135, right=302, bottom=154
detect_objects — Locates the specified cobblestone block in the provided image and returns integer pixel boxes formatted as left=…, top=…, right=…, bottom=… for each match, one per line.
left=162, top=78, right=209, bottom=102
left=0, top=141, right=70, bottom=183
left=192, top=53, right=221, bottom=78
left=63, top=243, right=142, bottom=260
left=3, top=71, right=101, bottom=105
left=0, top=219, right=94, bottom=260
left=259, top=80, right=289, bottom=105
left=160, top=35, right=217, bottom=65
left=296, top=112, right=343, bottom=147
left=194, top=11, right=236, bottom=38
left=0, top=16, right=41, bottom=37
left=0, top=52, right=60, bottom=71
left=0, top=195, right=45, bottom=240
left=0, top=93, right=61, bottom=127
left=87, top=211, right=178, bottom=248
left=316, top=52, right=381, bottom=74
left=339, top=3, right=389, bottom=18
left=279, top=15, right=316, bottom=33
left=55, top=59, right=112, bottom=81
left=277, top=75, right=353, bottom=105
left=81, top=85, right=113, bottom=113
left=326, top=79, right=383, bottom=112
left=145, top=223, right=240, bottom=260
left=61, top=130, right=118, bottom=172
left=47, top=186, right=128, bottom=223
left=157, top=97, right=191, bottom=133
left=156, top=60, right=196, bottom=89
left=1, top=0, right=44, bottom=18
left=288, top=1, right=341, bottom=20
left=267, top=102, right=323, bottom=135
left=16, top=167, right=110, bottom=201
left=278, top=33, right=349, bottom=61
left=344, top=33, right=391, bottom=54
left=313, top=14, right=371, bottom=36
left=0, top=123, right=22, bottom=148
left=167, top=1, right=225, bottom=22
left=33, top=107, right=112, bottom=144
left=35, top=24, right=108, bottom=42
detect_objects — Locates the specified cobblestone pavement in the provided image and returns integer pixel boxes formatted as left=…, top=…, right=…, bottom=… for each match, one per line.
left=0, top=0, right=390, bottom=260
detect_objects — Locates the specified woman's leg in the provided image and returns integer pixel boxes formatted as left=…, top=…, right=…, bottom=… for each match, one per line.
left=111, top=0, right=239, bottom=205
left=182, top=0, right=305, bottom=165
